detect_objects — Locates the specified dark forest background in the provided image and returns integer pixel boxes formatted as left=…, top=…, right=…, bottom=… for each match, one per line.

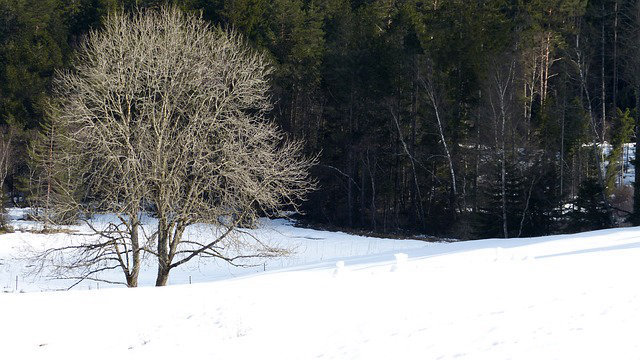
left=2, top=0, right=640, bottom=239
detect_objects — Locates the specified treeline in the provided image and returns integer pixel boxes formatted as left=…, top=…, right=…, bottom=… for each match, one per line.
left=1, top=0, right=639, bottom=239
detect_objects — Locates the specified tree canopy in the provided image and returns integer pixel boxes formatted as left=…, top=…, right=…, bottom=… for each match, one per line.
left=3, top=0, right=640, bottom=241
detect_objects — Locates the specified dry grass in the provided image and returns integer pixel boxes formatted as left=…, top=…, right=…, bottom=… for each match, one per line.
left=20, top=227, right=77, bottom=235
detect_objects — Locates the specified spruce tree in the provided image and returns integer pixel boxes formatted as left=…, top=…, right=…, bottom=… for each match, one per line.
left=569, top=177, right=611, bottom=232
left=475, top=160, right=526, bottom=239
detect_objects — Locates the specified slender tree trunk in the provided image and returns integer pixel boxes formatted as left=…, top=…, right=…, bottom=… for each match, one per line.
left=601, top=3, right=607, bottom=142
left=45, top=124, right=54, bottom=227
left=410, top=80, right=421, bottom=227
left=613, top=0, right=619, bottom=112
left=492, top=61, right=515, bottom=238
left=392, top=129, right=400, bottom=229
left=474, top=118, right=480, bottom=213
left=421, top=74, right=458, bottom=214
left=633, top=89, right=640, bottom=224
left=518, top=178, right=536, bottom=238
left=560, top=94, right=566, bottom=198
left=367, top=150, right=377, bottom=231
left=347, top=153, right=354, bottom=228
left=390, top=106, right=425, bottom=230
left=542, top=32, right=552, bottom=103
left=347, top=89, right=355, bottom=228
left=576, top=34, right=616, bottom=227
left=428, top=89, right=457, bottom=208
left=501, top=108, right=508, bottom=239
left=360, top=157, right=366, bottom=227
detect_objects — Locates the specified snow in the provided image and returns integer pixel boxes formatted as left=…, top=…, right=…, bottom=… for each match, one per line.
left=600, top=142, right=636, bottom=186
left=2, top=208, right=640, bottom=359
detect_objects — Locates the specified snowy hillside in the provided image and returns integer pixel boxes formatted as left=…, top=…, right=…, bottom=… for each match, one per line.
left=2, top=209, right=640, bottom=359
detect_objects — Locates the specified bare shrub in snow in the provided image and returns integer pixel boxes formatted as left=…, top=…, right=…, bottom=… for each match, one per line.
left=38, top=6, right=315, bottom=287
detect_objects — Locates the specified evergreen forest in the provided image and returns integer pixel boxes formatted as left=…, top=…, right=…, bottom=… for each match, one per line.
left=2, top=0, right=640, bottom=239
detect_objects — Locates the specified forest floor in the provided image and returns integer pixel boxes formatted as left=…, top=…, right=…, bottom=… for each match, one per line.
left=1, top=208, right=639, bottom=359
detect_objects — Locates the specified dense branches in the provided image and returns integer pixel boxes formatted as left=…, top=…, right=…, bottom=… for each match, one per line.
left=46, top=7, right=315, bottom=286
left=3, top=0, right=640, bottom=244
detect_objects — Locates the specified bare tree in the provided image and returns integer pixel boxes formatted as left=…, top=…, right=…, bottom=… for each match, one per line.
left=27, top=111, right=79, bottom=228
left=42, top=7, right=315, bottom=287
left=417, top=65, right=458, bottom=214
left=486, top=57, right=517, bottom=239
left=572, top=30, right=615, bottom=227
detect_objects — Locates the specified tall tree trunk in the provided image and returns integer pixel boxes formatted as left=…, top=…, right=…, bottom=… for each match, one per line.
left=347, top=88, right=355, bottom=228
left=473, top=118, right=480, bottom=213
left=420, top=73, right=458, bottom=214
left=500, top=103, right=508, bottom=239
left=633, top=89, right=640, bottom=225
left=613, top=0, right=619, bottom=112
left=367, top=150, right=377, bottom=231
left=491, top=60, right=515, bottom=238
left=560, top=94, right=566, bottom=199
left=360, top=157, right=366, bottom=227
left=601, top=2, right=607, bottom=142
left=390, top=106, right=425, bottom=230
left=428, top=89, right=457, bottom=208
left=576, top=33, right=616, bottom=227
left=44, top=124, right=54, bottom=227
left=410, top=78, right=422, bottom=228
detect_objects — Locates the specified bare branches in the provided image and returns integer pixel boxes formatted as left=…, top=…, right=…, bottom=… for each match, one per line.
left=417, top=65, right=458, bottom=206
left=44, top=6, right=315, bottom=287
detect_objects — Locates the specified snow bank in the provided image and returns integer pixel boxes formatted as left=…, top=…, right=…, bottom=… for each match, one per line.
left=2, top=209, right=640, bottom=359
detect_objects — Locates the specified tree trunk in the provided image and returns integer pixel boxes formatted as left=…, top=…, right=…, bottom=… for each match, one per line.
left=613, top=0, right=619, bottom=112
left=576, top=33, right=615, bottom=227
left=127, top=216, right=141, bottom=287
left=360, top=157, right=366, bottom=227
left=347, top=149, right=354, bottom=228
left=427, top=87, right=458, bottom=212
left=560, top=94, right=566, bottom=198
left=45, top=124, right=54, bottom=227
left=155, top=269, right=169, bottom=287
left=633, top=89, right=640, bottom=225
left=501, top=112, right=508, bottom=239
left=601, top=3, right=607, bottom=142
left=155, top=220, right=170, bottom=286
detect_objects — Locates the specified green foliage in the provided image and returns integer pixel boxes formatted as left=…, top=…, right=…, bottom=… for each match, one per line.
left=1, top=0, right=639, bottom=238
left=519, top=165, right=564, bottom=237
left=0, top=0, right=67, bottom=128
left=605, top=108, right=634, bottom=193
left=475, top=160, right=526, bottom=239
left=568, top=177, right=611, bottom=232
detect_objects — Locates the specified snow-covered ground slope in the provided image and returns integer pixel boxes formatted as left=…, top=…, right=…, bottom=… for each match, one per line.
left=2, top=209, right=640, bottom=359
left=0, top=208, right=427, bottom=292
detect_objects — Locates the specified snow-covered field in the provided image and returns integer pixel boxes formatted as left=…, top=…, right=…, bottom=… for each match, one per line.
left=2, top=208, right=640, bottom=359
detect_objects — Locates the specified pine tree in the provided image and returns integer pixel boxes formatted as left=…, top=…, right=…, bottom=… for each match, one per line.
left=605, top=108, right=634, bottom=192
left=475, top=160, right=526, bottom=239
left=518, top=166, right=564, bottom=237
left=569, top=177, right=611, bottom=232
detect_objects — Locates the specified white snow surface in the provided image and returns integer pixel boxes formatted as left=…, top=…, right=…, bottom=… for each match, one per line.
left=1, top=208, right=640, bottom=359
